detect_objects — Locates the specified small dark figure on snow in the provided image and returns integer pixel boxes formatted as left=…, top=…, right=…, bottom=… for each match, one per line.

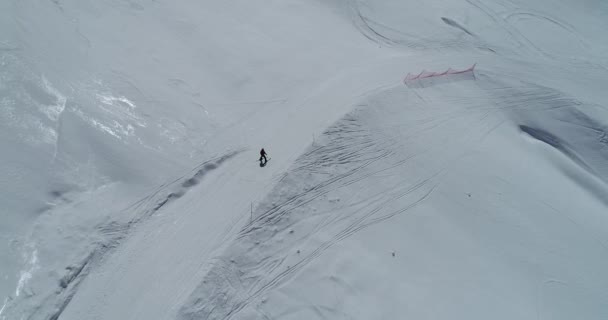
left=259, top=148, right=268, bottom=165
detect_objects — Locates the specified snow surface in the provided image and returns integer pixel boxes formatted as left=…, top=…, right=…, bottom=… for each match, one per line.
left=1, top=0, right=608, bottom=319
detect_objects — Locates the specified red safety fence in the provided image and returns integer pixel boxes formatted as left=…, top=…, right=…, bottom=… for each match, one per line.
left=403, top=63, right=476, bottom=86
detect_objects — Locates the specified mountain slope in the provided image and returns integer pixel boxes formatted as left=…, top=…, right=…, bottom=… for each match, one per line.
left=1, top=0, right=608, bottom=319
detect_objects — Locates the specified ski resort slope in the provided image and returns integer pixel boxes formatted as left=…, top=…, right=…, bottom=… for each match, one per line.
left=2, top=0, right=608, bottom=319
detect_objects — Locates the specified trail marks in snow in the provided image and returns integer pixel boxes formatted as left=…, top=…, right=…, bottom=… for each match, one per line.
left=178, top=71, right=608, bottom=319
left=441, top=17, right=475, bottom=37
left=178, top=83, right=505, bottom=319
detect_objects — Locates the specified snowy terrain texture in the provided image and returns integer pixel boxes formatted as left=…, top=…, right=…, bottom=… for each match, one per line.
left=1, top=0, right=608, bottom=319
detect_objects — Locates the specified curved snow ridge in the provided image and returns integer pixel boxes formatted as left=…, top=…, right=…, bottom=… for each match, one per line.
left=441, top=17, right=475, bottom=37
left=1, top=151, right=242, bottom=320
left=98, top=150, right=243, bottom=242
left=153, top=150, right=243, bottom=212
left=520, top=125, right=593, bottom=174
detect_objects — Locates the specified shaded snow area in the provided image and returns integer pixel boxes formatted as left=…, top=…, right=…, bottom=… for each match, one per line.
left=1, top=0, right=608, bottom=319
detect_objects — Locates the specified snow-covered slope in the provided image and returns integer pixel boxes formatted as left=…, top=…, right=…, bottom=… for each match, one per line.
left=178, top=74, right=608, bottom=320
left=1, top=0, right=608, bottom=319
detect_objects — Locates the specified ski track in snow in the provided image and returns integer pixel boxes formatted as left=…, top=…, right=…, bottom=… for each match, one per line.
left=178, top=74, right=608, bottom=319
left=179, top=114, right=442, bottom=319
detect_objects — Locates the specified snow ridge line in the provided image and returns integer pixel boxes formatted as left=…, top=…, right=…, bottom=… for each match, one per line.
left=17, top=150, right=242, bottom=320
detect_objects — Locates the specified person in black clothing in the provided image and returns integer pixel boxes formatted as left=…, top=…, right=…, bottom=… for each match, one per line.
left=259, top=148, right=268, bottom=164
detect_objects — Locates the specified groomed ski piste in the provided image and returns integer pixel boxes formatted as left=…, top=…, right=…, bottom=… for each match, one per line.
left=1, top=0, right=608, bottom=319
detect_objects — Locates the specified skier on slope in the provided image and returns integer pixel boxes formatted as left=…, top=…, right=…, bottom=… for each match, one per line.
left=259, top=148, right=268, bottom=165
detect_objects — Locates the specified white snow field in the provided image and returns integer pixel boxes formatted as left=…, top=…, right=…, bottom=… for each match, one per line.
left=2, top=0, right=608, bottom=319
